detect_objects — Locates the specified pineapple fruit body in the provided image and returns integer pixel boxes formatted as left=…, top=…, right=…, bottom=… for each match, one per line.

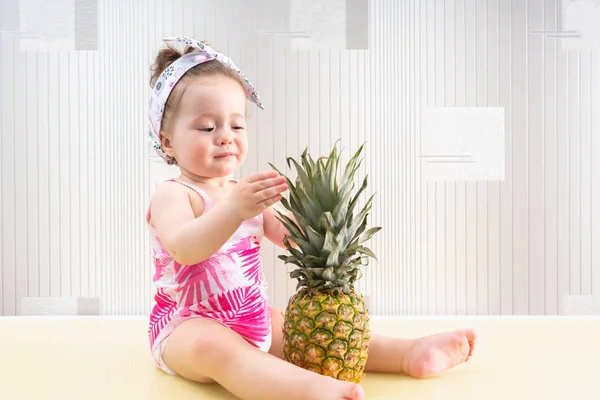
left=270, top=142, right=381, bottom=384
left=283, top=288, right=370, bottom=383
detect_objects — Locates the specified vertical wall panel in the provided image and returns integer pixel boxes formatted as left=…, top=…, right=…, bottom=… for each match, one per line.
left=579, top=50, right=592, bottom=297
left=511, top=0, right=529, bottom=315
left=1, top=0, right=599, bottom=316
left=453, top=0, right=468, bottom=316
left=475, top=0, right=489, bottom=316
left=568, top=48, right=581, bottom=296
left=543, top=0, right=558, bottom=315
left=464, top=0, right=478, bottom=316
left=498, top=0, right=514, bottom=315
left=14, top=40, right=28, bottom=314
left=486, top=0, right=501, bottom=316
left=528, top=0, right=545, bottom=315
left=1, top=39, right=15, bottom=315
left=37, top=52, right=50, bottom=299
left=396, top=0, right=600, bottom=316
left=592, top=43, right=600, bottom=298
left=556, top=3, right=571, bottom=316
left=271, top=33, right=288, bottom=309
left=25, top=50, right=39, bottom=299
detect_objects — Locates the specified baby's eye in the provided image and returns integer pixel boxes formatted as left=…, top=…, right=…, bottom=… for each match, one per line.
left=233, top=126, right=245, bottom=130
left=199, top=127, right=214, bottom=132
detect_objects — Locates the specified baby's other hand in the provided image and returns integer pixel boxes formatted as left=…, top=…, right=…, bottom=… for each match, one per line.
left=225, top=171, right=288, bottom=220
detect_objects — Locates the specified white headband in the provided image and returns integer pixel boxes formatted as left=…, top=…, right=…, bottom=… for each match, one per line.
left=148, top=36, right=263, bottom=164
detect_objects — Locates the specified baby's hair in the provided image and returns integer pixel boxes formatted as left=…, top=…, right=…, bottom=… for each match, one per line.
left=149, top=40, right=248, bottom=164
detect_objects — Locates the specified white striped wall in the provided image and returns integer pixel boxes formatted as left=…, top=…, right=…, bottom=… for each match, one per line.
left=0, top=0, right=598, bottom=316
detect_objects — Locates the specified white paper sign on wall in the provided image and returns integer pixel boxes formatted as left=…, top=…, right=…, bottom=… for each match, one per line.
left=3, top=0, right=98, bottom=52
left=420, top=107, right=506, bottom=182
left=561, top=0, right=600, bottom=50
left=289, top=0, right=369, bottom=50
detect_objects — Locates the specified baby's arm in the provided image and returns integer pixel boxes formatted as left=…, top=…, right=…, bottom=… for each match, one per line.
left=263, top=204, right=298, bottom=249
left=150, top=181, right=244, bottom=265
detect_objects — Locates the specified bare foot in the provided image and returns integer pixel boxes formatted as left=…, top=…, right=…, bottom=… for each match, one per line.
left=340, top=382, right=365, bottom=400
left=401, top=329, right=476, bottom=379
left=312, top=377, right=365, bottom=400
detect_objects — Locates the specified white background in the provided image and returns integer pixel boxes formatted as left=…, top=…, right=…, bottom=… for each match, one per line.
left=0, top=0, right=599, bottom=316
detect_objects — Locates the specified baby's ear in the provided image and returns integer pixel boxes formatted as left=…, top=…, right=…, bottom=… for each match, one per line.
left=160, top=134, right=175, bottom=158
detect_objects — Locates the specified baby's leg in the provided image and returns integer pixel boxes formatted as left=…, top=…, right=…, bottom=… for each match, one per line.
left=269, top=307, right=476, bottom=379
left=365, top=330, right=476, bottom=378
left=161, top=318, right=365, bottom=400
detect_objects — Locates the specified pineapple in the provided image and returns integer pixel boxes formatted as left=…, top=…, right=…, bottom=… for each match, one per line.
left=269, top=142, right=381, bottom=383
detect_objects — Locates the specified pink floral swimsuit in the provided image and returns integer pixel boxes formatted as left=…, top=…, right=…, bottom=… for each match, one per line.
left=146, top=179, right=272, bottom=375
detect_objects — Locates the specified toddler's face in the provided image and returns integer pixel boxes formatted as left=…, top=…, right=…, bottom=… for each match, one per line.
left=165, top=74, right=248, bottom=179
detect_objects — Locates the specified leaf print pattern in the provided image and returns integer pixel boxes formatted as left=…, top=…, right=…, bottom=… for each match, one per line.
left=227, top=236, right=263, bottom=285
left=148, top=247, right=270, bottom=350
left=240, top=248, right=262, bottom=284
left=148, top=289, right=177, bottom=345
left=196, top=286, right=271, bottom=347
left=151, top=244, right=172, bottom=280
left=146, top=182, right=270, bottom=356
left=173, top=254, right=237, bottom=309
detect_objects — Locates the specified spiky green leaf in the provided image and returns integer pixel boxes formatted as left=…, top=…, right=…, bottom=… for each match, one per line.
left=269, top=141, right=381, bottom=292
left=357, top=246, right=378, bottom=262
left=358, top=227, right=382, bottom=244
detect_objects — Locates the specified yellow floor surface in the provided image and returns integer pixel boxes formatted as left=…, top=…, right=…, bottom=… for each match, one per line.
left=1, top=315, right=599, bottom=399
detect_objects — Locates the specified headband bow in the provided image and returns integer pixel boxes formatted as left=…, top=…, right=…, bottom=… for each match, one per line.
left=148, top=36, right=263, bottom=164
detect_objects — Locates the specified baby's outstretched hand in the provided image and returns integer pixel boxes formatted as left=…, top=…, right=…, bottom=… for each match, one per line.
left=225, top=171, right=288, bottom=220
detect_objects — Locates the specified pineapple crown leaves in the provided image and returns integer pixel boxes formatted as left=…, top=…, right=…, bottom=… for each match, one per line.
left=268, top=141, right=382, bottom=294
